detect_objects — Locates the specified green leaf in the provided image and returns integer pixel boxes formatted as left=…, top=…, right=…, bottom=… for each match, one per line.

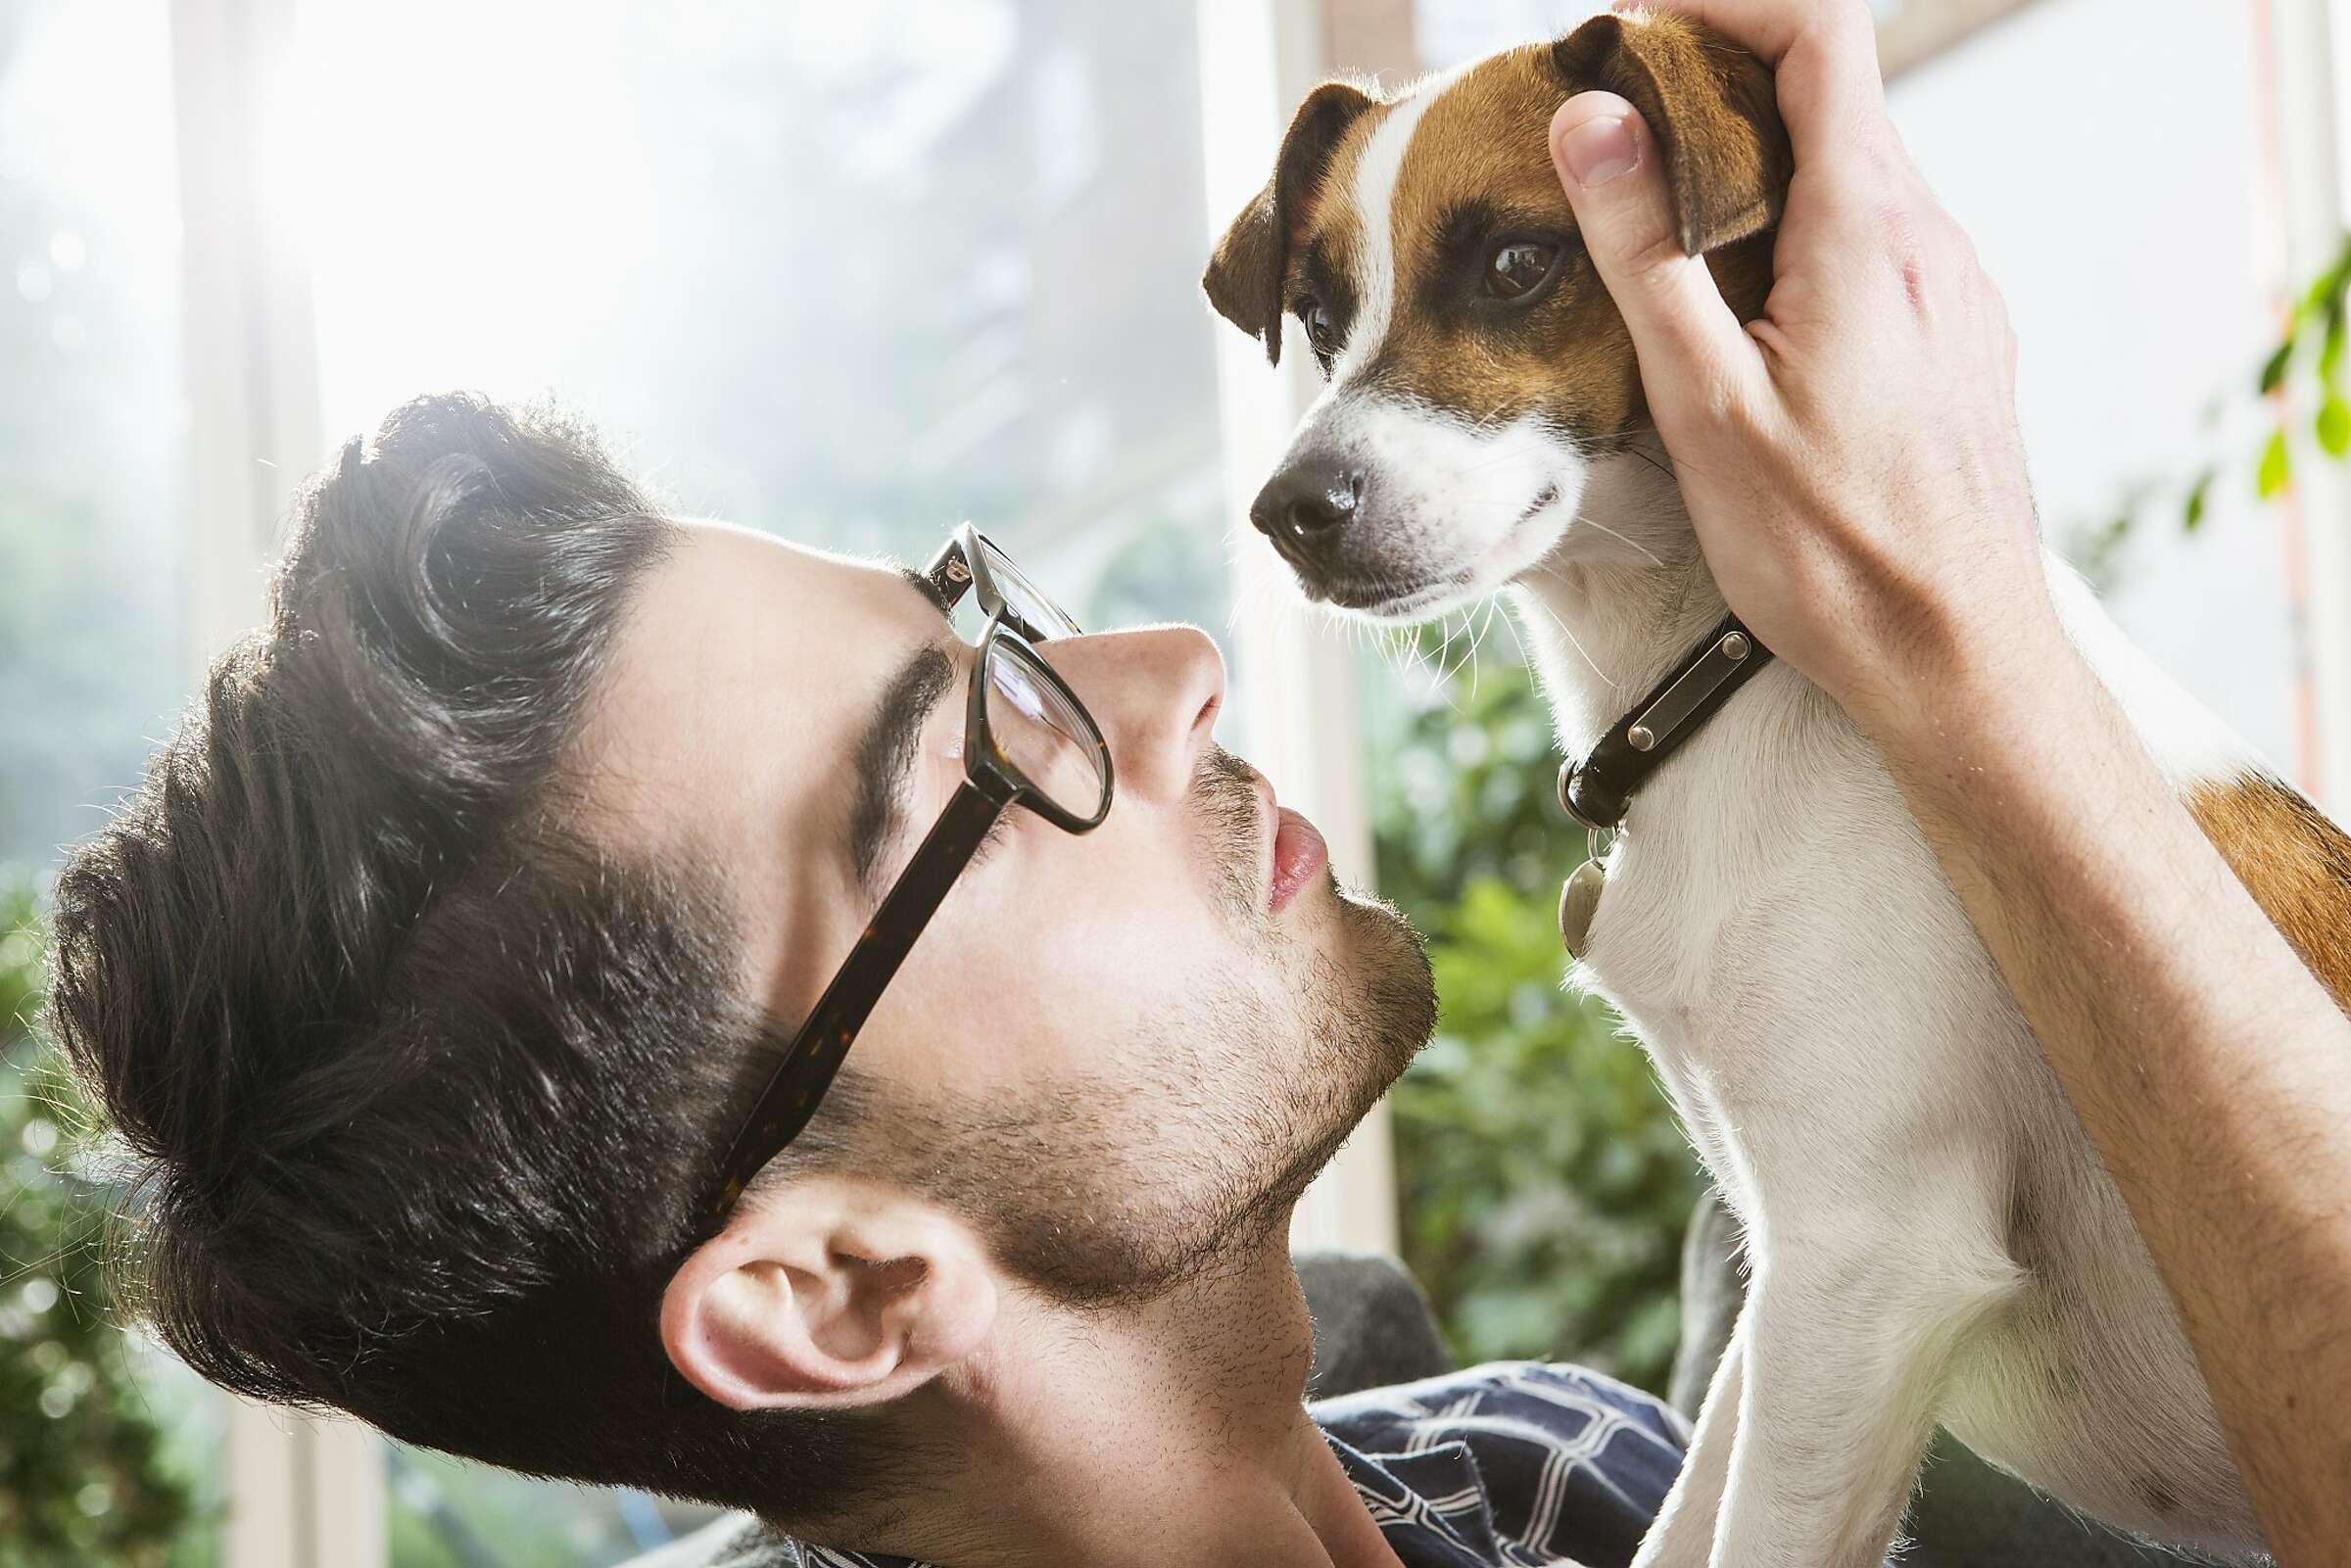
left=2323, top=303, right=2348, bottom=386
left=2305, top=245, right=2351, bottom=315
left=2184, top=467, right=2216, bottom=531
left=2258, top=428, right=2293, bottom=499
left=2322, top=396, right=2351, bottom=458
left=2261, top=340, right=2296, bottom=396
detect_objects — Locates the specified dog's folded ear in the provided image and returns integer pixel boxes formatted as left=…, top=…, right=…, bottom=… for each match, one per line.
left=1552, top=13, right=1793, bottom=260
left=1203, top=80, right=1376, bottom=367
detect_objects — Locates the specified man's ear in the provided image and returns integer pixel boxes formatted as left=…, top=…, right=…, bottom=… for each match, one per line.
left=1552, top=11, right=1793, bottom=259
left=1202, top=79, right=1377, bottom=367
left=660, top=1177, right=997, bottom=1412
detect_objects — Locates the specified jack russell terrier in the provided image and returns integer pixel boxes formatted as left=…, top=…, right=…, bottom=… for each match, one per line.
left=1204, top=11, right=2347, bottom=1566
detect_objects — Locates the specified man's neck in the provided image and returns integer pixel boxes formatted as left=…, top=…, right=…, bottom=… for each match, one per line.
left=855, top=1241, right=1405, bottom=1568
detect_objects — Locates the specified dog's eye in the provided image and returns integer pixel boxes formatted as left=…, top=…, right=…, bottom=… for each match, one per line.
left=1485, top=239, right=1561, bottom=301
left=1296, top=298, right=1341, bottom=366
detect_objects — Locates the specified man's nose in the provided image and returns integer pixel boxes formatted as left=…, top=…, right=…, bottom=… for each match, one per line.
left=1249, top=451, right=1367, bottom=561
left=1043, top=625, right=1225, bottom=807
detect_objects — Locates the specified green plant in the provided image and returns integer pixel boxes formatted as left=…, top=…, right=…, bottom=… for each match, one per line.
left=2074, top=231, right=2351, bottom=580
left=0, top=879, right=203, bottom=1566
left=1370, top=637, right=1702, bottom=1395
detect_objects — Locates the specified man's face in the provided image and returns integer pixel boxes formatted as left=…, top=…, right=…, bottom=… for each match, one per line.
left=584, top=522, right=1435, bottom=1303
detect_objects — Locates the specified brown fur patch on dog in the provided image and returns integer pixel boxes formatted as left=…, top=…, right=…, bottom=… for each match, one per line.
left=1286, top=102, right=1389, bottom=335
left=1208, top=15, right=1790, bottom=437
left=1203, top=81, right=1390, bottom=364
left=1557, top=13, right=1792, bottom=258
left=1347, top=24, right=1783, bottom=442
left=2187, top=773, right=2351, bottom=1011
left=1371, top=46, right=1643, bottom=434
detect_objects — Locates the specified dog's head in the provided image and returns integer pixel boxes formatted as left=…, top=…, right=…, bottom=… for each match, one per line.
left=1204, top=12, right=1790, bottom=619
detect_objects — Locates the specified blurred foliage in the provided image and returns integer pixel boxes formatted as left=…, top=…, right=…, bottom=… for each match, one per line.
left=0, top=879, right=203, bottom=1566
left=1370, top=634, right=1703, bottom=1396
left=2073, top=231, right=2351, bottom=583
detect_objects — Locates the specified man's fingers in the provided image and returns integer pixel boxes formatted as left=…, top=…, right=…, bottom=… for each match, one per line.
left=1550, top=93, right=1757, bottom=413
left=1623, top=0, right=1876, bottom=69
left=1624, top=0, right=1894, bottom=170
left=1615, top=0, right=1820, bottom=66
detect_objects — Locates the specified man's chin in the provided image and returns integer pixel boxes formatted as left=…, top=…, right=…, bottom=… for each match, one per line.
left=1334, top=885, right=1438, bottom=1081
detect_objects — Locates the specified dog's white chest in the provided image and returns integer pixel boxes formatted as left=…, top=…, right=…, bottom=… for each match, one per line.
left=1515, top=557, right=2271, bottom=1559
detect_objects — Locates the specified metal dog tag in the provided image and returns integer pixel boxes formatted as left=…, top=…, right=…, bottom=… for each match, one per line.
left=1559, top=857, right=1607, bottom=960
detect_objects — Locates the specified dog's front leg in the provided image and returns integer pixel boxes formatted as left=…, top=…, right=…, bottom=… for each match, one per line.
left=1631, top=1307, right=1747, bottom=1568
left=1705, top=1233, right=2005, bottom=1568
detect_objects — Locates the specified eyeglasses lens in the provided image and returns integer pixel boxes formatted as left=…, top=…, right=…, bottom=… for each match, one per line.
left=977, top=535, right=1083, bottom=641
left=983, top=637, right=1107, bottom=817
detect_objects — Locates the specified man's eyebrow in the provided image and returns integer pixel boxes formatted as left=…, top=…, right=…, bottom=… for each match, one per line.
left=897, top=565, right=954, bottom=624
left=845, top=633, right=956, bottom=893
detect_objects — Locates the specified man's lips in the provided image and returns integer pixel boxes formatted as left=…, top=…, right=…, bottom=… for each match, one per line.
left=1268, top=803, right=1328, bottom=915
left=1240, top=767, right=1327, bottom=914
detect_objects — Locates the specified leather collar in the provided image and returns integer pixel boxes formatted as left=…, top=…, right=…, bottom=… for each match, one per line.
left=1557, top=614, right=1773, bottom=832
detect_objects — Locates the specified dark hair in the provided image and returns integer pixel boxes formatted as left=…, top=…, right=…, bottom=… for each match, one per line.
left=48, top=394, right=892, bottom=1524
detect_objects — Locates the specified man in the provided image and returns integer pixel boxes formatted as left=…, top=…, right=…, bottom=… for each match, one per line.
left=49, top=391, right=1686, bottom=1567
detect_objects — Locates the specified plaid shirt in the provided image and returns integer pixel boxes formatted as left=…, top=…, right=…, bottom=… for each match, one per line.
left=792, top=1361, right=1688, bottom=1568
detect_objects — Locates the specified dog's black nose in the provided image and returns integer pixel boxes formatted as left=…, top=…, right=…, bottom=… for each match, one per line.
left=1250, top=457, right=1367, bottom=551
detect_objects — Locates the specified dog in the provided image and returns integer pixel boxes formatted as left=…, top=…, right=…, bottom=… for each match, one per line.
left=1202, top=12, right=2348, bottom=1565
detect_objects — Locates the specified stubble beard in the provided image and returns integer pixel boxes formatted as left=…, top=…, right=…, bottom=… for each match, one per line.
left=881, top=746, right=1436, bottom=1308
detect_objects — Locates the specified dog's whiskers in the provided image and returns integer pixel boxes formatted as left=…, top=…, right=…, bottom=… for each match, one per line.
left=1574, top=514, right=1665, bottom=569
left=1453, top=442, right=1550, bottom=477
left=1499, top=598, right=1535, bottom=674
left=1467, top=596, right=1501, bottom=700
left=1523, top=590, right=1619, bottom=689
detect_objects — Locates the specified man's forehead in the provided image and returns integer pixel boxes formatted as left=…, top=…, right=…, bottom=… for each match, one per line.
left=574, top=521, right=930, bottom=841
left=573, top=520, right=948, bottom=1016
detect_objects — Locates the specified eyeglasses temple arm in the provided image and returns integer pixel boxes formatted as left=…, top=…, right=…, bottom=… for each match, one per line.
left=704, top=778, right=1010, bottom=1216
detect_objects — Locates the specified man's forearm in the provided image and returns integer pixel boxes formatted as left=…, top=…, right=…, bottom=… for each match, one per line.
left=1865, top=628, right=2351, bottom=1561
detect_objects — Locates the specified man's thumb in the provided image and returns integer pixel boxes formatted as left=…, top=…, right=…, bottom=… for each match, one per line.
left=1550, top=92, right=1751, bottom=397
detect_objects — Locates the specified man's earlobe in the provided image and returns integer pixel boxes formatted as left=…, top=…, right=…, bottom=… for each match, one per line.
left=1552, top=13, right=1793, bottom=259
left=659, top=1182, right=996, bottom=1412
left=1202, top=79, right=1377, bottom=367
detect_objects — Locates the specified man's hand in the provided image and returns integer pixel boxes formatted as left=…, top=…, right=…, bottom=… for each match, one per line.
left=1548, top=3, right=2351, bottom=1561
left=1548, top=0, right=2053, bottom=736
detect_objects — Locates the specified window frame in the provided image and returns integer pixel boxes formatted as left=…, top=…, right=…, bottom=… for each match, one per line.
left=1195, top=0, right=1399, bottom=1259
left=173, top=1, right=384, bottom=1564
left=2278, top=0, right=2351, bottom=808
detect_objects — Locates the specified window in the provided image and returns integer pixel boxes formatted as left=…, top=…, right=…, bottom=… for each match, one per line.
left=286, top=0, right=1232, bottom=672
left=1884, top=0, right=2296, bottom=773
left=0, top=0, right=191, bottom=871
left=0, top=2, right=226, bottom=1563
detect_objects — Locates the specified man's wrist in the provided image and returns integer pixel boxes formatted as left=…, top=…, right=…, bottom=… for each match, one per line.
left=1831, top=582, right=2078, bottom=765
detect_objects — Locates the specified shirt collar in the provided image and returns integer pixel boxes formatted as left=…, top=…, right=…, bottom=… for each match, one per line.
left=1326, top=1431, right=1503, bottom=1567
left=807, top=1431, right=1503, bottom=1568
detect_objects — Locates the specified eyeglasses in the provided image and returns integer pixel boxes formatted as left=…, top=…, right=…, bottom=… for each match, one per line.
left=699, top=524, right=1113, bottom=1230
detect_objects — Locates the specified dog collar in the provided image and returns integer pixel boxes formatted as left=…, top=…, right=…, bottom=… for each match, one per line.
left=1557, top=613, right=1774, bottom=832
